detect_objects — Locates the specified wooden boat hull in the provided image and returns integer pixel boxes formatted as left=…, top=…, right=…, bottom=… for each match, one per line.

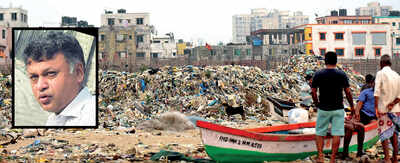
left=198, top=121, right=378, bottom=163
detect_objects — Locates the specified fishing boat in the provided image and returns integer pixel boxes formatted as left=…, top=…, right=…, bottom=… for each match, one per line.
left=197, top=120, right=378, bottom=163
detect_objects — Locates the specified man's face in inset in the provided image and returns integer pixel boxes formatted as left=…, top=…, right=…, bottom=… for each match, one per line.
left=27, top=52, right=84, bottom=114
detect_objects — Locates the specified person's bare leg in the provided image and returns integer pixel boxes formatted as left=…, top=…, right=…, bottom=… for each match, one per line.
left=382, top=139, right=391, bottom=162
left=390, top=132, right=398, bottom=163
left=316, top=135, right=325, bottom=163
left=343, top=128, right=353, bottom=159
left=330, top=136, right=340, bottom=163
left=356, top=125, right=365, bottom=157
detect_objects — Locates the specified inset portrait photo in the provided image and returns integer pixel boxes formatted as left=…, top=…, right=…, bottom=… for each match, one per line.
left=13, top=28, right=98, bottom=128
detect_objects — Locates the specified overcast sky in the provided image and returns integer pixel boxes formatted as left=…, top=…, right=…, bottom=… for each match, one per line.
left=2, top=0, right=400, bottom=44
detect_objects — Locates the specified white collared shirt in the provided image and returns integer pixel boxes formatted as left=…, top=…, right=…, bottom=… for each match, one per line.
left=46, top=87, right=96, bottom=126
left=374, top=66, right=400, bottom=113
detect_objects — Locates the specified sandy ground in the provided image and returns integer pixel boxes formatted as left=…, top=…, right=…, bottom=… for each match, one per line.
left=2, top=120, right=394, bottom=163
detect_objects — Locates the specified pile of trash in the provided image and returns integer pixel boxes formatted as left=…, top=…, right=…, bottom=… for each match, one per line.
left=98, top=55, right=365, bottom=129
left=0, top=55, right=370, bottom=162
left=0, top=74, right=11, bottom=129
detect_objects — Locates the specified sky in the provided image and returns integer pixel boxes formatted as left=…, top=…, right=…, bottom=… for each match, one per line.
left=2, top=0, right=400, bottom=45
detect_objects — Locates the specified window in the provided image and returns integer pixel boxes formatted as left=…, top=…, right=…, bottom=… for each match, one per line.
left=153, top=40, right=160, bottom=43
left=0, top=49, right=4, bottom=58
left=119, top=52, right=127, bottom=58
left=184, top=49, right=191, bottom=55
left=234, top=49, right=241, bottom=56
left=100, top=34, right=105, bottom=41
left=107, top=18, right=114, bottom=25
left=343, top=20, right=353, bottom=24
left=332, top=21, right=338, bottom=24
left=352, top=33, right=366, bottom=45
left=0, top=13, right=3, bottom=21
left=319, top=32, right=326, bottom=40
left=396, top=38, right=400, bottom=45
left=372, top=32, right=386, bottom=45
left=319, top=48, right=326, bottom=56
left=247, top=49, right=251, bottom=55
left=24, top=14, right=27, bottom=22
left=1, top=30, right=5, bottom=39
left=116, top=34, right=124, bottom=41
left=11, top=13, right=17, bottom=21
left=136, top=35, right=144, bottom=42
left=374, top=47, right=381, bottom=56
left=129, top=35, right=132, bottom=40
left=335, top=32, right=344, bottom=40
left=136, top=52, right=145, bottom=58
left=335, top=48, right=344, bottom=56
left=20, top=14, right=24, bottom=22
left=355, top=48, right=364, bottom=56
left=151, top=53, right=158, bottom=58
left=119, top=19, right=123, bottom=23
left=393, top=22, right=396, bottom=26
left=127, top=19, right=131, bottom=23
left=136, top=18, right=144, bottom=25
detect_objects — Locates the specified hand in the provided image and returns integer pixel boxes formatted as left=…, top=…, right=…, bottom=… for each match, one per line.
left=387, top=103, right=395, bottom=111
left=375, top=107, right=380, bottom=119
left=355, top=112, right=360, bottom=122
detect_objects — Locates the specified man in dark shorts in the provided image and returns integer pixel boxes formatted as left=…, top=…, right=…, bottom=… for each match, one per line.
left=342, top=76, right=376, bottom=159
left=312, top=51, right=354, bottom=163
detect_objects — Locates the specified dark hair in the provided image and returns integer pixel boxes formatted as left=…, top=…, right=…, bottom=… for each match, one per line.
left=365, top=74, right=374, bottom=83
left=380, top=54, right=391, bottom=66
left=324, top=51, right=337, bottom=65
left=23, top=31, right=85, bottom=71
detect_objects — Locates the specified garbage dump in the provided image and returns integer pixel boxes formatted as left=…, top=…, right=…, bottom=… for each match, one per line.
left=1, top=55, right=382, bottom=162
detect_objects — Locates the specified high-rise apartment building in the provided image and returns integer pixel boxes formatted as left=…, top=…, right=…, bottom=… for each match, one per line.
left=233, top=9, right=308, bottom=43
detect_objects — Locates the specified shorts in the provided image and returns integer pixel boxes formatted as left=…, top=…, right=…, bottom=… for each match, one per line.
left=316, top=109, right=345, bottom=136
left=360, top=110, right=377, bottom=125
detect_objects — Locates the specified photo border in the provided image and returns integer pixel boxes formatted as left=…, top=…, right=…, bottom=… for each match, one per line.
left=11, top=27, right=99, bottom=129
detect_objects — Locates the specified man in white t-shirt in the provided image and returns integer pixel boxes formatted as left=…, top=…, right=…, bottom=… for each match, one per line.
left=23, top=31, right=96, bottom=126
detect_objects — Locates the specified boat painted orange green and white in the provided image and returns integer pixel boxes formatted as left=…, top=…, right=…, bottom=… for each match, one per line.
left=197, top=120, right=378, bottom=163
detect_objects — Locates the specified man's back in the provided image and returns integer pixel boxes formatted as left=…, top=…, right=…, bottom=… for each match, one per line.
left=375, top=66, right=400, bottom=113
left=312, top=68, right=349, bottom=110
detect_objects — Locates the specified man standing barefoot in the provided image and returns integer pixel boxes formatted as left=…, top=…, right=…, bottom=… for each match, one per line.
left=312, top=51, right=354, bottom=163
left=374, top=54, right=400, bottom=163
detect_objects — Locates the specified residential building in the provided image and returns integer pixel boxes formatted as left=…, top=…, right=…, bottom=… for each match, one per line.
left=61, top=16, right=77, bottom=27
left=101, top=9, right=153, bottom=65
left=232, top=9, right=308, bottom=43
left=297, top=24, right=392, bottom=59
left=61, top=16, right=93, bottom=27
left=0, top=26, right=10, bottom=59
left=0, top=6, right=27, bottom=63
left=356, top=2, right=392, bottom=17
left=316, top=9, right=373, bottom=24
left=101, top=9, right=150, bottom=27
left=250, top=28, right=305, bottom=55
left=0, top=7, right=28, bottom=27
left=150, top=33, right=177, bottom=59
left=99, top=26, right=137, bottom=67
left=176, top=39, right=193, bottom=55
left=374, top=16, right=400, bottom=56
